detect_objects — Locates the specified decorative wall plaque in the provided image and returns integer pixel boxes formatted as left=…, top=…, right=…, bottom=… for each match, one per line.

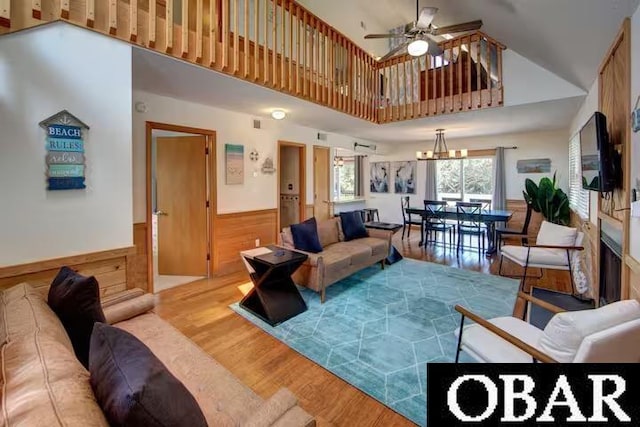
left=39, top=110, right=89, bottom=190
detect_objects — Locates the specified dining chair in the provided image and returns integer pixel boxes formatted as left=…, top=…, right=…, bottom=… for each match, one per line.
left=469, top=198, right=492, bottom=211
left=401, top=196, right=422, bottom=239
left=455, top=202, right=486, bottom=258
left=496, top=202, right=533, bottom=248
left=423, top=200, right=454, bottom=249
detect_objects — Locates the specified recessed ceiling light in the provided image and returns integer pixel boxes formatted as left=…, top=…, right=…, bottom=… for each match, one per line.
left=271, top=109, right=286, bottom=120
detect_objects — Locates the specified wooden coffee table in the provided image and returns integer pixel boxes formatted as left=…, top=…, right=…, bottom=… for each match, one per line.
left=364, top=222, right=404, bottom=265
left=240, top=246, right=308, bottom=326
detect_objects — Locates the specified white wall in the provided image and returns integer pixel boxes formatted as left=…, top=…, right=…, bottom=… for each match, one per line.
left=366, top=130, right=570, bottom=224
left=503, top=50, right=586, bottom=107
left=0, top=23, right=133, bottom=266
left=132, top=91, right=379, bottom=220
left=630, top=6, right=640, bottom=260
left=568, top=80, right=600, bottom=225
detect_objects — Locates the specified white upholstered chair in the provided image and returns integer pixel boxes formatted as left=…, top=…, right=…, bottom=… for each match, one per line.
left=499, top=221, right=584, bottom=295
left=454, top=293, right=640, bottom=363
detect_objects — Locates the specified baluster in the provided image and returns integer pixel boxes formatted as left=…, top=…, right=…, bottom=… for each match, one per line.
left=272, top=0, right=277, bottom=87
left=487, top=40, right=492, bottom=106
left=395, top=60, right=400, bottom=121
left=476, top=34, right=481, bottom=108
left=302, top=10, right=307, bottom=97
left=86, top=0, right=95, bottom=27
left=296, top=8, right=301, bottom=94
left=497, top=43, right=503, bottom=103
left=346, top=38, right=352, bottom=114
left=466, top=35, right=471, bottom=109
left=424, top=56, right=429, bottom=116
left=129, top=0, right=137, bottom=41
left=288, top=2, right=294, bottom=92
left=195, top=0, right=203, bottom=62
left=61, top=0, right=69, bottom=19
left=182, top=0, right=189, bottom=58
left=416, top=57, right=422, bottom=117
left=243, top=0, right=249, bottom=75
left=310, top=18, right=315, bottom=100
left=233, top=0, right=240, bottom=73
left=322, top=24, right=327, bottom=104
left=280, top=0, right=286, bottom=90
left=263, top=0, right=268, bottom=84
left=410, top=57, right=415, bottom=118
left=221, top=0, right=228, bottom=68
left=328, top=29, right=334, bottom=107
left=109, top=0, right=117, bottom=35
left=0, top=0, right=9, bottom=28
left=32, top=0, right=41, bottom=20
left=447, top=41, right=452, bottom=112
left=147, top=0, right=155, bottom=47
left=253, top=0, right=259, bottom=79
left=315, top=20, right=320, bottom=102
left=458, top=38, right=462, bottom=111
left=383, top=63, right=389, bottom=122
left=210, top=0, right=217, bottom=67
left=166, top=0, right=174, bottom=54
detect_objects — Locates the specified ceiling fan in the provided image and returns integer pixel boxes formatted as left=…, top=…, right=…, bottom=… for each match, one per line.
left=365, top=1, right=483, bottom=61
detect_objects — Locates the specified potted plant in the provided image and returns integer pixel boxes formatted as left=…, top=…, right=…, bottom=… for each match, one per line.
left=522, top=172, right=570, bottom=226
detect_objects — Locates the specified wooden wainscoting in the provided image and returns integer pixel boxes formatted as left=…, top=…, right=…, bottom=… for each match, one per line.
left=128, top=222, right=149, bottom=292
left=0, top=247, right=138, bottom=297
left=504, top=199, right=543, bottom=242
left=213, top=209, right=278, bottom=276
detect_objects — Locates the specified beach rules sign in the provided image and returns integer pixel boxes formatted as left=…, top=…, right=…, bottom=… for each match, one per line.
left=39, top=110, right=89, bottom=190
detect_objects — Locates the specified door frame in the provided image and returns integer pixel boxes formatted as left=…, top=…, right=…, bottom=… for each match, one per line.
left=145, top=122, right=217, bottom=293
left=313, top=145, right=331, bottom=220
left=277, top=140, right=306, bottom=235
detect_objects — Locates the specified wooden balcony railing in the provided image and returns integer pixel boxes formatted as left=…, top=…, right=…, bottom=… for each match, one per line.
left=1, top=0, right=504, bottom=124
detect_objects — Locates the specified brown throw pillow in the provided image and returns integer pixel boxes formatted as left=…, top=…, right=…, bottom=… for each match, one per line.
left=89, top=323, right=208, bottom=427
left=48, top=266, right=106, bottom=368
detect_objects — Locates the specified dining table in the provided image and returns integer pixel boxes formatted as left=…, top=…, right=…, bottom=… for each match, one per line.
left=405, top=206, right=513, bottom=255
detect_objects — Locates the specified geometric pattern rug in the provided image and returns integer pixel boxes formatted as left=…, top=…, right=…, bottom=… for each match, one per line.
left=230, top=258, right=520, bottom=426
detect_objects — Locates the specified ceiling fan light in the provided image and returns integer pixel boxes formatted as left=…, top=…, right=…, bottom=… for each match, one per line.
left=407, top=39, right=429, bottom=57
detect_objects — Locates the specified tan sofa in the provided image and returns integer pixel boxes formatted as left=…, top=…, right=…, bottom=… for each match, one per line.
left=0, top=283, right=315, bottom=427
left=280, top=217, right=393, bottom=302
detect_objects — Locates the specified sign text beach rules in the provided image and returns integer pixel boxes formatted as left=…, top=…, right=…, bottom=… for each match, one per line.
left=39, top=111, right=89, bottom=190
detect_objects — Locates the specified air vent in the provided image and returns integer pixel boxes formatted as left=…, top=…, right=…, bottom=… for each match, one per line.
left=253, top=119, right=261, bottom=129
left=317, top=132, right=327, bottom=141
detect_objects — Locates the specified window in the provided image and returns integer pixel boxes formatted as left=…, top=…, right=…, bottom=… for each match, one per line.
left=569, top=134, right=590, bottom=219
left=436, top=157, right=493, bottom=203
left=334, top=156, right=356, bottom=200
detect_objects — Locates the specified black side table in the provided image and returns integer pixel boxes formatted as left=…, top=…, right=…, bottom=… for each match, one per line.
left=240, top=246, right=308, bottom=326
left=364, top=222, right=404, bottom=265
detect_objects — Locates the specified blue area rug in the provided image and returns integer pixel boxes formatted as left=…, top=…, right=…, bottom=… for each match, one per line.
left=230, top=258, right=519, bottom=426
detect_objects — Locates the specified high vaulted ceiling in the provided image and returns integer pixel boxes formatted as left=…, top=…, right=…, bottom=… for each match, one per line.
left=301, top=0, right=640, bottom=90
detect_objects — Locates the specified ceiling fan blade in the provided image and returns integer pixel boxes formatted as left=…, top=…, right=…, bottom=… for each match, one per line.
left=425, top=35, right=444, bottom=56
left=416, top=7, right=438, bottom=29
left=365, top=33, right=406, bottom=39
left=432, top=20, right=483, bottom=35
left=380, top=41, right=410, bottom=61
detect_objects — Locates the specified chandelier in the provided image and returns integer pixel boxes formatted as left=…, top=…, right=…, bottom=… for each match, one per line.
left=416, top=129, right=468, bottom=161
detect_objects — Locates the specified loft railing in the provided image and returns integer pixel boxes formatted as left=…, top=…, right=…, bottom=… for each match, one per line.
left=1, top=0, right=504, bottom=124
left=377, top=32, right=505, bottom=123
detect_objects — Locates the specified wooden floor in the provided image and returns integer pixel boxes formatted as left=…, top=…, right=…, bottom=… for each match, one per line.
left=154, top=231, right=572, bottom=427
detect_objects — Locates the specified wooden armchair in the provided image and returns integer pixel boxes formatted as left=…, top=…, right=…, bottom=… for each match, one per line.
left=454, top=294, right=640, bottom=363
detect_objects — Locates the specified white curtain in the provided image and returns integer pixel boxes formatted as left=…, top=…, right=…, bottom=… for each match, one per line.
left=424, top=161, right=437, bottom=201
left=492, top=147, right=506, bottom=211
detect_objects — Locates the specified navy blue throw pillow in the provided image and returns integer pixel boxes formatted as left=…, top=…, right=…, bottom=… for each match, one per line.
left=340, top=211, right=368, bottom=241
left=290, top=218, right=323, bottom=253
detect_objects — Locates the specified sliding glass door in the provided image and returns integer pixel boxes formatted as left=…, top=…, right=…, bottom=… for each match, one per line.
left=436, top=158, right=493, bottom=205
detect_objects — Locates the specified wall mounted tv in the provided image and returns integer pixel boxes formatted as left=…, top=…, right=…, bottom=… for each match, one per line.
left=579, top=111, right=619, bottom=192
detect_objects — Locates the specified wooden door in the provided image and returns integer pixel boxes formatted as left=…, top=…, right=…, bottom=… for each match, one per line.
left=314, top=146, right=331, bottom=220
left=156, top=136, right=208, bottom=276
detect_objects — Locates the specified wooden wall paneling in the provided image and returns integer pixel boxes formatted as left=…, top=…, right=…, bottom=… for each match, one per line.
left=213, top=209, right=278, bottom=275
left=128, top=222, right=149, bottom=292
left=626, top=255, right=640, bottom=300
left=598, top=18, right=631, bottom=299
left=0, top=247, right=137, bottom=297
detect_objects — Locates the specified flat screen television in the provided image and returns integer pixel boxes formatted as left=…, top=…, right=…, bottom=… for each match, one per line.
left=579, top=111, right=618, bottom=192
